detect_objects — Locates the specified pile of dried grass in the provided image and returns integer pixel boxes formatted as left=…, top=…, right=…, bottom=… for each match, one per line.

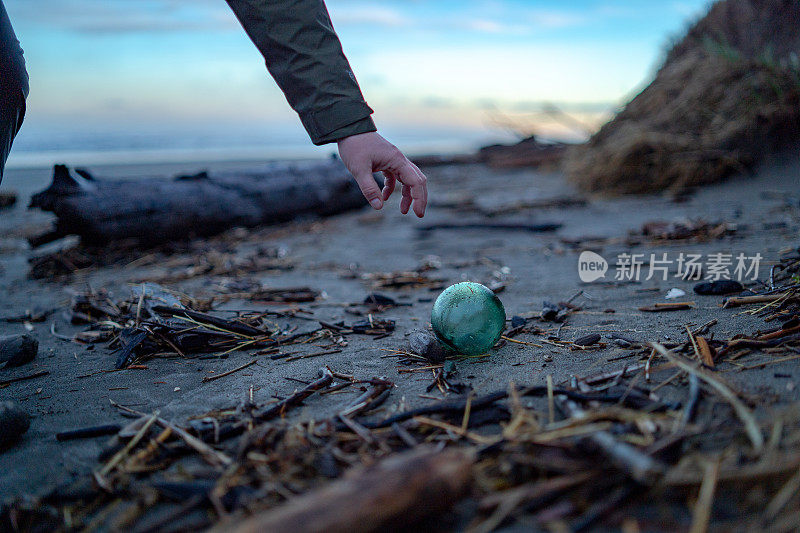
left=565, top=0, right=800, bottom=194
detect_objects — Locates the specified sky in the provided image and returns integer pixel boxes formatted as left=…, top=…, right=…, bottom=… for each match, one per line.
left=3, top=0, right=712, bottom=166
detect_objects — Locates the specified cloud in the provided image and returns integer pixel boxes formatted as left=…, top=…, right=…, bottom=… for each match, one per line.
left=525, top=9, right=587, bottom=29
left=329, top=6, right=410, bottom=27
left=328, top=3, right=589, bottom=37
left=457, top=19, right=529, bottom=35
left=5, top=0, right=237, bottom=34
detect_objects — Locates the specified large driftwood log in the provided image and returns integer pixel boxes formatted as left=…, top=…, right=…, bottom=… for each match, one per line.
left=216, top=447, right=473, bottom=533
left=29, top=160, right=371, bottom=246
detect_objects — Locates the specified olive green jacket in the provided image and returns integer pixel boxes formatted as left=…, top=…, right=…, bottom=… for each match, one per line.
left=226, top=0, right=377, bottom=145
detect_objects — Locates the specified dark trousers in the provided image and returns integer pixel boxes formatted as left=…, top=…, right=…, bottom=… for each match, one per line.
left=0, top=0, right=28, bottom=183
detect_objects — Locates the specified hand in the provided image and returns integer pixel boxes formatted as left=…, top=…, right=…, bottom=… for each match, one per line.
left=337, top=132, right=428, bottom=217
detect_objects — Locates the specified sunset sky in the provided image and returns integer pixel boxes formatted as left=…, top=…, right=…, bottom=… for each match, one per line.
left=3, top=0, right=711, bottom=166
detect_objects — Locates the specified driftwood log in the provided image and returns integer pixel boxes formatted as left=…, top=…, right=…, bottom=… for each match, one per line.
left=29, top=160, right=371, bottom=246
left=216, top=447, right=473, bottom=533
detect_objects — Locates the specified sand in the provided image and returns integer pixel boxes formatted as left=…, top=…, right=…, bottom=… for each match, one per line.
left=0, top=154, right=798, bottom=499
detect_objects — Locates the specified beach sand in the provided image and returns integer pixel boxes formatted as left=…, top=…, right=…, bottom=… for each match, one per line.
left=0, top=155, right=798, bottom=499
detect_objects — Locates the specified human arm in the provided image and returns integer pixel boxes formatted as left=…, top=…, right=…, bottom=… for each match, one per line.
left=225, top=0, right=427, bottom=216
left=224, top=0, right=375, bottom=145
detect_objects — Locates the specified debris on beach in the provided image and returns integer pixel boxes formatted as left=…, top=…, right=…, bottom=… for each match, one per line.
left=6, top=322, right=800, bottom=532
left=406, top=328, right=450, bottom=363
left=28, top=231, right=293, bottom=281
left=0, top=401, right=30, bottom=448
left=572, top=333, right=602, bottom=347
left=665, top=287, right=686, bottom=299
left=635, top=219, right=736, bottom=243
left=28, top=160, right=373, bottom=247
left=62, top=284, right=277, bottom=369
left=0, top=334, right=38, bottom=367
left=475, top=196, right=587, bottom=218
left=6, top=149, right=800, bottom=531
left=478, top=135, right=568, bottom=168
left=5, top=243, right=800, bottom=530
left=694, top=279, right=744, bottom=295
left=540, top=292, right=583, bottom=322
left=360, top=269, right=447, bottom=291
left=638, top=301, right=695, bottom=312
left=59, top=282, right=398, bottom=370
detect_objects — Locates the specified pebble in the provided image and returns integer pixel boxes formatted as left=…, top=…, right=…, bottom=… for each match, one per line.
left=693, top=280, right=744, bottom=295
left=0, top=401, right=30, bottom=448
left=573, top=333, right=601, bottom=347
left=363, top=293, right=396, bottom=306
left=406, top=329, right=449, bottom=363
left=0, top=334, right=38, bottom=367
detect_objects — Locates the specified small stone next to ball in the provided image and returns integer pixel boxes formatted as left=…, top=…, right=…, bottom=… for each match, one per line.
left=430, top=282, right=507, bottom=356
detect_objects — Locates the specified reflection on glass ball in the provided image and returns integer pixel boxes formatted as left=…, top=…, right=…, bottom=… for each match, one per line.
left=431, top=282, right=506, bottom=356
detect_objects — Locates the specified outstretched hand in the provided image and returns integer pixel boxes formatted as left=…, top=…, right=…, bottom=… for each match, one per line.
left=337, top=132, right=427, bottom=217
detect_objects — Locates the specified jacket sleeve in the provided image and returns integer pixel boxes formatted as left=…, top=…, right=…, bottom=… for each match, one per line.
left=225, top=0, right=377, bottom=145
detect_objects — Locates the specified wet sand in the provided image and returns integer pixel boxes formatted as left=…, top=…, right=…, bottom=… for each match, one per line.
left=1, top=155, right=799, bottom=499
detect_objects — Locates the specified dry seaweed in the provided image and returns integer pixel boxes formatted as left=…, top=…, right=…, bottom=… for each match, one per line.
left=564, top=0, right=800, bottom=194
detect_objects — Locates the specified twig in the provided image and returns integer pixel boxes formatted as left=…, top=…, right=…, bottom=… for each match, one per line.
left=764, top=465, right=800, bottom=521
left=757, top=324, right=800, bottom=341
left=696, top=336, right=715, bottom=368
left=340, top=381, right=392, bottom=418
left=338, top=414, right=376, bottom=444
left=392, top=422, right=419, bottom=447
left=571, top=485, right=633, bottom=532
left=556, top=396, right=665, bottom=485
left=500, top=336, right=543, bottom=347
left=651, top=343, right=764, bottom=451
left=687, top=325, right=701, bottom=362
left=413, top=416, right=498, bottom=444
left=461, top=393, right=474, bottom=433
left=723, top=292, right=790, bottom=309
left=254, top=368, right=333, bottom=422
left=0, top=370, right=49, bottom=388
left=134, top=495, right=205, bottom=533
left=582, top=363, right=647, bottom=385
left=151, top=305, right=264, bottom=337
left=284, top=349, right=342, bottom=362
left=109, top=400, right=232, bottom=467
left=56, top=424, right=122, bottom=441
left=689, top=459, right=720, bottom=533
left=98, top=412, right=159, bottom=479
left=364, top=385, right=667, bottom=429
left=680, top=374, right=701, bottom=428
left=201, top=359, right=258, bottom=383
left=735, top=353, right=800, bottom=370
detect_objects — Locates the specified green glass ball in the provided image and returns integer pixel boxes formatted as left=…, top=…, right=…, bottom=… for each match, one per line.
left=431, top=282, right=506, bottom=356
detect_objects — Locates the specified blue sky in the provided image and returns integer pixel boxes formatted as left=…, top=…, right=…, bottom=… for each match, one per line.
left=4, top=0, right=712, bottom=164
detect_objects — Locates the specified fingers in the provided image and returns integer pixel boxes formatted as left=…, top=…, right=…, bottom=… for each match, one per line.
left=381, top=171, right=396, bottom=201
left=400, top=184, right=412, bottom=215
left=352, top=167, right=384, bottom=210
left=337, top=131, right=427, bottom=216
left=413, top=164, right=428, bottom=218
left=395, top=160, right=427, bottom=217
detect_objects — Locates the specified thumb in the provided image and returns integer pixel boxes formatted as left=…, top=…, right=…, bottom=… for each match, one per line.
left=350, top=164, right=383, bottom=209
